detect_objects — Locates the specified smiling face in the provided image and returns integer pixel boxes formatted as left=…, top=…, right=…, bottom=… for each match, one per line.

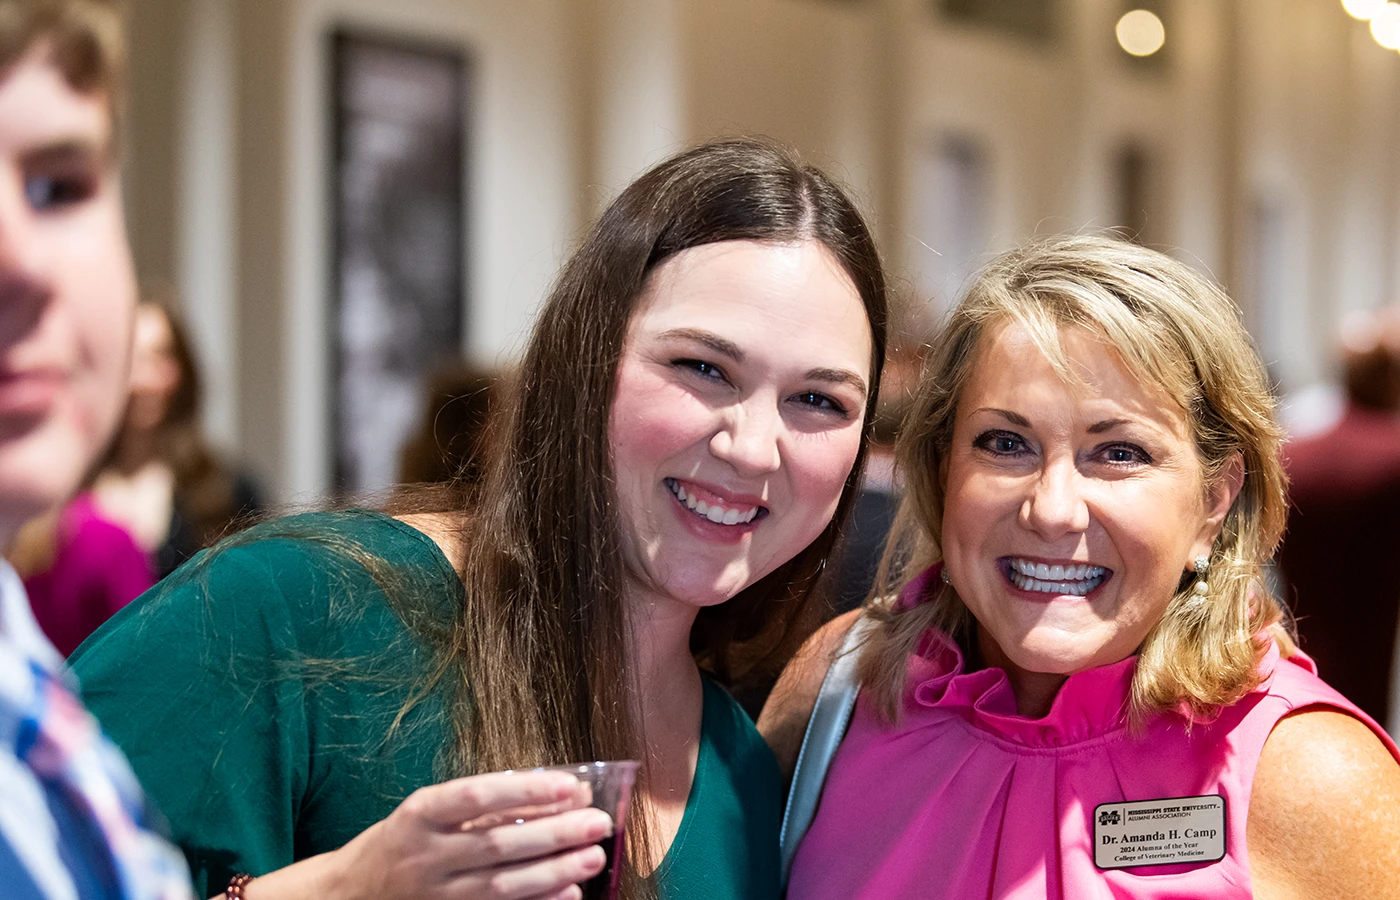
left=609, top=239, right=873, bottom=613
left=941, top=320, right=1237, bottom=685
left=0, top=45, right=135, bottom=539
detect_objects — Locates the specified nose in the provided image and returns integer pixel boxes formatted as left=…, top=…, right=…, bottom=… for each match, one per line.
left=1019, top=455, right=1090, bottom=541
left=709, top=400, right=782, bottom=478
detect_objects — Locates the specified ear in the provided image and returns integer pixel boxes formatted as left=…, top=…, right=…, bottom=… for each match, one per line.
left=1190, top=451, right=1245, bottom=562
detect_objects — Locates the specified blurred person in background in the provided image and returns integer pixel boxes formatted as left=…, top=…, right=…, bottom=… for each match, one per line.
left=90, top=299, right=261, bottom=577
left=397, top=364, right=500, bottom=488
left=825, top=339, right=924, bottom=618
left=0, top=0, right=194, bottom=896
left=1277, top=307, right=1400, bottom=726
left=9, top=480, right=153, bottom=657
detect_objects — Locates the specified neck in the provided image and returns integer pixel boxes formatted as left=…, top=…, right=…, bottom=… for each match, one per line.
left=975, top=626, right=1067, bottom=719
left=628, top=586, right=703, bottom=722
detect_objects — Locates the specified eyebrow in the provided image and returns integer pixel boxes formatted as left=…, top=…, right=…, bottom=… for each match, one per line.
left=1086, top=417, right=1135, bottom=434
left=975, top=408, right=1143, bottom=435
left=806, top=367, right=868, bottom=396
left=658, top=327, right=869, bottom=396
left=976, top=407, right=1032, bottom=427
left=21, top=138, right=111, bottom=171
left=657, top=328, right=744, bottom=362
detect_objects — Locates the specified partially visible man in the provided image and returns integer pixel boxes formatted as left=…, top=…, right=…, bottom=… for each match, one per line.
left=0, top=2, right=194, bottom=898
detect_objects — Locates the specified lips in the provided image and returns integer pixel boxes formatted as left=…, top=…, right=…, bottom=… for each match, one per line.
left=665, top=477, right=767, bottom=526
left=0, top=368, right=68, bottom=417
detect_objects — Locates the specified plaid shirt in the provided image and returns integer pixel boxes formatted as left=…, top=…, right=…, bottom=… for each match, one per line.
left=0, top=561, right=194, bottom=900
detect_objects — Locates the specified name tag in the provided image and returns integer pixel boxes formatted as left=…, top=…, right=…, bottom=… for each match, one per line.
left=1093, top=795, right=1226, bottom=870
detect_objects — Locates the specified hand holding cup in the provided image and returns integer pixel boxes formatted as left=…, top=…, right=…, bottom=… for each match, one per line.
left=323, top=768, right=614, bottom=900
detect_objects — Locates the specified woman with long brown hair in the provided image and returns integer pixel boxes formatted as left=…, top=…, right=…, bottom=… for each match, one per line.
left=72, top=138, right=888, bottom=900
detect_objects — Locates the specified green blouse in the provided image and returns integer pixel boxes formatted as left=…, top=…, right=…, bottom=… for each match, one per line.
left=70, top=510, right=782, bottom=900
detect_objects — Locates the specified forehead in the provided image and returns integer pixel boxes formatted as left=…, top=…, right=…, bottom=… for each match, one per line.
left=631, top=240, right=871, bottom=349
left=963, top=320, right=1191, bottom=435
left=0, top=45, right=111, bottom=156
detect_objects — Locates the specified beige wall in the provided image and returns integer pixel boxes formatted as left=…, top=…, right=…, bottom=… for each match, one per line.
left=123, top=2, right=1400, bottom=459
left=130, top=0, right=583, bottom=498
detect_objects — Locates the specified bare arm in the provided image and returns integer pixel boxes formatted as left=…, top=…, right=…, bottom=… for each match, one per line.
left=1248, top=709, right=1400, bottom=900
left=757, top=609, right=862, bottom=782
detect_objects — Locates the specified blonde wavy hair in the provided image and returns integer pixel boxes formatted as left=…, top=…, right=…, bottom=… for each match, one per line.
left=860, top=234, right=1294, bottom=726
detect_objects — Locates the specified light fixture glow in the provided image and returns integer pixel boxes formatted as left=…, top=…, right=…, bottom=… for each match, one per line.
left=1372, top=2, right=1400, bottom=48
left=1116, top=10, right=1166, bottom=57
left=1343, top=0, right=1387, bottom=20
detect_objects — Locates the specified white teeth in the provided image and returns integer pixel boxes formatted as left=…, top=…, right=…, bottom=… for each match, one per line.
left=1005, top=557, right=1108, bottom=596
left=666, top=479, right=761, bottom=527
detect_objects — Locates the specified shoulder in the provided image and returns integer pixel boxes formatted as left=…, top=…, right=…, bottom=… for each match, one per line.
left=72, top=509, right=451, bottom=672
left=165, top=508, right=453, bottom=601
left=1248, top=708, right=1400, bottom=899
left=393, top=511, right=466, bottom=571
left=756, top=609, right=862, bottom=781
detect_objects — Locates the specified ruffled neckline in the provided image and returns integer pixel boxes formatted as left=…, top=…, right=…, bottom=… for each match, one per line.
left=897, top=566, right=1281, bottom=749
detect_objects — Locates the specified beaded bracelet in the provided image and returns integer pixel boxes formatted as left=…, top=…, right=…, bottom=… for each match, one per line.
left=226, top=874, right=254, bottom=900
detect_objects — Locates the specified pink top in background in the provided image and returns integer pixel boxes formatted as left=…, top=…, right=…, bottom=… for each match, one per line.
left=789, top=567, right=1400, bottom=900
left=25, top=493, right=155, bottom=657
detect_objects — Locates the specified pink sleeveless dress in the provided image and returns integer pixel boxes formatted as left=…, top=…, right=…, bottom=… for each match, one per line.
left=789, top=568, right=1400, bottom=899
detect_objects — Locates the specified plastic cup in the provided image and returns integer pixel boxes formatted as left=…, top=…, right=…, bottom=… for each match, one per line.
left=540, top=760, right=639, bottom=900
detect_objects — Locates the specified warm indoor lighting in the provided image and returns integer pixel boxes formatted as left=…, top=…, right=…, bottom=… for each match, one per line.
left=1343, top=0, right=1387, bottom=20
left=1372, top=2, right=1400, bottom=48
left=1116, top=10, right=1166, bottom=57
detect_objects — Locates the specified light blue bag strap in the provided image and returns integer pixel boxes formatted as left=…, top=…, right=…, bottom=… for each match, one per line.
left=778, top=613, right=876, bottom=887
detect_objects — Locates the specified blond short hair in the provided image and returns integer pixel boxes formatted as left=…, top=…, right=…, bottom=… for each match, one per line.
left=861, top=234, right=1293, bottom=726
left=0, top=0, right=125, bottom=129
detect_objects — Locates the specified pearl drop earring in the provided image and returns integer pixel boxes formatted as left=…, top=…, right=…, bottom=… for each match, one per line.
left=1185, top=555, right=1210, bottom=610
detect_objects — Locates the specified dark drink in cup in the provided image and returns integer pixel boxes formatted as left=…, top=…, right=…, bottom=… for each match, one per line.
left=539, top=760, right=638, bottom=900
left=581, top=825, right=627, bottom=900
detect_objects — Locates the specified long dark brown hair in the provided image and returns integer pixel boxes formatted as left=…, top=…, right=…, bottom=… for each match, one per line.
left=439, top=138, right=886, bottom=882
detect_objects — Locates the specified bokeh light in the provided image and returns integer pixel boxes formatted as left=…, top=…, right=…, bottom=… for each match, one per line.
left=1371, top=2, right=1400, bottom=48
left=1116, top=10, right=1167, bottom=57
left=1343, top=0, right=1387, bottom=20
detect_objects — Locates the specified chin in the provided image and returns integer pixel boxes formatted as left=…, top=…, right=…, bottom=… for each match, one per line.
left=1006, top=632, right=1112, bottom=676
left=659, top=566, right=756, bottom=608
left=0, top=432, right=97, bottom=519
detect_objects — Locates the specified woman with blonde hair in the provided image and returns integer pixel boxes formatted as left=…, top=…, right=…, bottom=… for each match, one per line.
left=763, top=234, right=1400, bottom=899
